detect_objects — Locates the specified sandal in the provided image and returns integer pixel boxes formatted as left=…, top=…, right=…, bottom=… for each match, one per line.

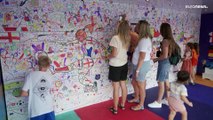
left=118, top=104, right=125, bottom=110
left=109, top=107, right=118, bottom=115
left=131, top=105, right=144, bottom=111
left=128, top=99, right=140, bottom=103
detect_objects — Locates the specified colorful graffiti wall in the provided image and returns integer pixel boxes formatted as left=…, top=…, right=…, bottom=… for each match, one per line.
left=0, top=0, right=200, bottom=119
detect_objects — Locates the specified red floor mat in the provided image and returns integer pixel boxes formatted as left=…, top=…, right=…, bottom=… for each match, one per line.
left=75, top=100, right=164, bottom=120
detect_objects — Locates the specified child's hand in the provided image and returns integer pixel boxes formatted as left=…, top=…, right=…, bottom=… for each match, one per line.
left=188, top=102, right=193, bottom=107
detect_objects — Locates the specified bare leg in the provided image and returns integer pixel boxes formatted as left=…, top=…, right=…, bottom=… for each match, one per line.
left=131, top=80, right=146, bottom=110
left=168, top=109, right=176, bottom=120
left=180, top=110, right=187, bottom=120
left=112, top=82, right=119, bottom=110
left=157, top=82, right=164, bottom=103
left=192, top=73, right=195, bottom=82
left=137, top=80, right=146, bottom=106
left=120, top=80, right=127, bottom=106
left=191, top=67, right=195, bottom=83
left=130, top=78, right=139, bottom=101
left=165, top=80, right=170, bottom=98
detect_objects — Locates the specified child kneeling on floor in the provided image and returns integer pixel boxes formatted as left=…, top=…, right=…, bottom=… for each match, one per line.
left=21, top=56, right=55, bottom=120
left=167, top=71, right=193, bottom=120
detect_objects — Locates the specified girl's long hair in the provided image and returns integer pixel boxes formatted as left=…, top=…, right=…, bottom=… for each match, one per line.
left=138, top=20, right=152, bottom=40
left=193, top=42, right=199, bottom=55
left=186, top=42, right=194, bottom=50
left=117, top=20, right=131, bottom=49
left=160, top=23, right=180, bottom=56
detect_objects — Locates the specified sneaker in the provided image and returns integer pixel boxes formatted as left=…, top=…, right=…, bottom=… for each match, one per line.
left=148, top=101, right=162, bottom=108
left=190, top=79, right=195, bottom=85
left=190, top=81, right=195, bottom=85
left=162, top=98, right=168, bottom=106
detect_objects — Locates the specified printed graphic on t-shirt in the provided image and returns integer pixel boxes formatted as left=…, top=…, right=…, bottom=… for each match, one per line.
left=33, top=77, right=50, bottom=102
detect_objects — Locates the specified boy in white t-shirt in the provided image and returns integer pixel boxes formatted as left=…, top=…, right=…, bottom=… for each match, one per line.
left=21, top=56, right=55, bottom=120
left=167, top=71, right=193, bottom=120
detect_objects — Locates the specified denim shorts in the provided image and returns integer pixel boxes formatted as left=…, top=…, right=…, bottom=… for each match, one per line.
left=156, top=59, right=171, bottom=82
left=133, top=61, right=151, bottom=82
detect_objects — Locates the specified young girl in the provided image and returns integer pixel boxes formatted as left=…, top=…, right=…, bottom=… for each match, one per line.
left=191, top=43, right=199, bottom=83
left=181, top=43, right=193, bottom=84
left=168, top=71, right=193, bottom=120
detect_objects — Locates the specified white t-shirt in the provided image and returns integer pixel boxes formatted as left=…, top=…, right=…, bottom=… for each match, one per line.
left=22, top=71, right=54, bottom=118
left=109, top=35, right=128, bottom=67
left=132, top=37, right=152, bottom=65
left=170, top=81, right=188, bottom=100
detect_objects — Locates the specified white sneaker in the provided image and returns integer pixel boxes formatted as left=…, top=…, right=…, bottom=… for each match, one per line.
left=162, top=98, right=168, bottom=106
left=148, top=101, right=162, bottom=108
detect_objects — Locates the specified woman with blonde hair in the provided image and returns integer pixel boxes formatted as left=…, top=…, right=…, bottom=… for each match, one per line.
left=107, top=20, right=130, bottom=114
left=128, top=20, right=152, bottom=110
left=148, top=23, right=181, bottom=108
